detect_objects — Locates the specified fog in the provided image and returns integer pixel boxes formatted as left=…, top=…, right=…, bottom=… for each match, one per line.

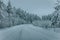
left=4, top=0, right=57, bottom=16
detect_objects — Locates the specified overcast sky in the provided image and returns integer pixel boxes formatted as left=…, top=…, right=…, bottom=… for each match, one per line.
left=4, top=0, right=57, bottom=17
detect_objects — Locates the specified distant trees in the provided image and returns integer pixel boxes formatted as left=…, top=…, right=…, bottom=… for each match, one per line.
left=16, top=8, right=41, bottom=23
left=42, top=15, right=52, bottom=21
left=32, top=20, right=52, bottom=28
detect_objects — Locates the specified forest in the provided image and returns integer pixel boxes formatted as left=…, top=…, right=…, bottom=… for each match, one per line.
left=0, top=0, right=60, bottom=28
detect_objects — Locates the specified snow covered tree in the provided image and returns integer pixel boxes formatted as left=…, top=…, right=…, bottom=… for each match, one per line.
left=7, top=0, right=12, bottom=27
left=51, top=0, right=60, bottom=26
left=7, top=0, right=12, bottom=13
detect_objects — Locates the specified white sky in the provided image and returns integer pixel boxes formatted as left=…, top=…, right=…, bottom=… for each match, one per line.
left=4, top=0, right=57, bottom=17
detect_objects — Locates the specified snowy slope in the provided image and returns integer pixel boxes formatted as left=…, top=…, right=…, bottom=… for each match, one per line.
left=0, top=24, right=60, bottom=40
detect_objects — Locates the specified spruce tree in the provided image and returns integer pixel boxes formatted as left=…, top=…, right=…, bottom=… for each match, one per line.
left=7, top=0, right=12, bottom=13
left=7, top=0, right=12, bottom=27
left=51, top=0, right=60, bottom=26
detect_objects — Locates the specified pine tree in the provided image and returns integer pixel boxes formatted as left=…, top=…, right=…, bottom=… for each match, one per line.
left=51, top=0, right=60, bottom=26
left=7, top=0, right=12, bottom=27
left=7, top=0, right=12, bottom=13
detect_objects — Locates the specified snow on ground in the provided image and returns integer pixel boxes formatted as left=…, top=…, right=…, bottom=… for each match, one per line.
left=47, top=28, right=60, bottom=33
left=0, top=24, right=60, bottom=40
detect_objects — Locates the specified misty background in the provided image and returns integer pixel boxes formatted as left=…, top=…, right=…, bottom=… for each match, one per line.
left=4, top=0, right=57, bottom=17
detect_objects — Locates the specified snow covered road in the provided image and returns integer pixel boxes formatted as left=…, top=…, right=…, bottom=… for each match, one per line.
left=0, top=24, right=60, bottom=40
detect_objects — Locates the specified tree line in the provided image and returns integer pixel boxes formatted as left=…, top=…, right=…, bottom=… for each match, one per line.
left=0, top=0, right=41, bottom=28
